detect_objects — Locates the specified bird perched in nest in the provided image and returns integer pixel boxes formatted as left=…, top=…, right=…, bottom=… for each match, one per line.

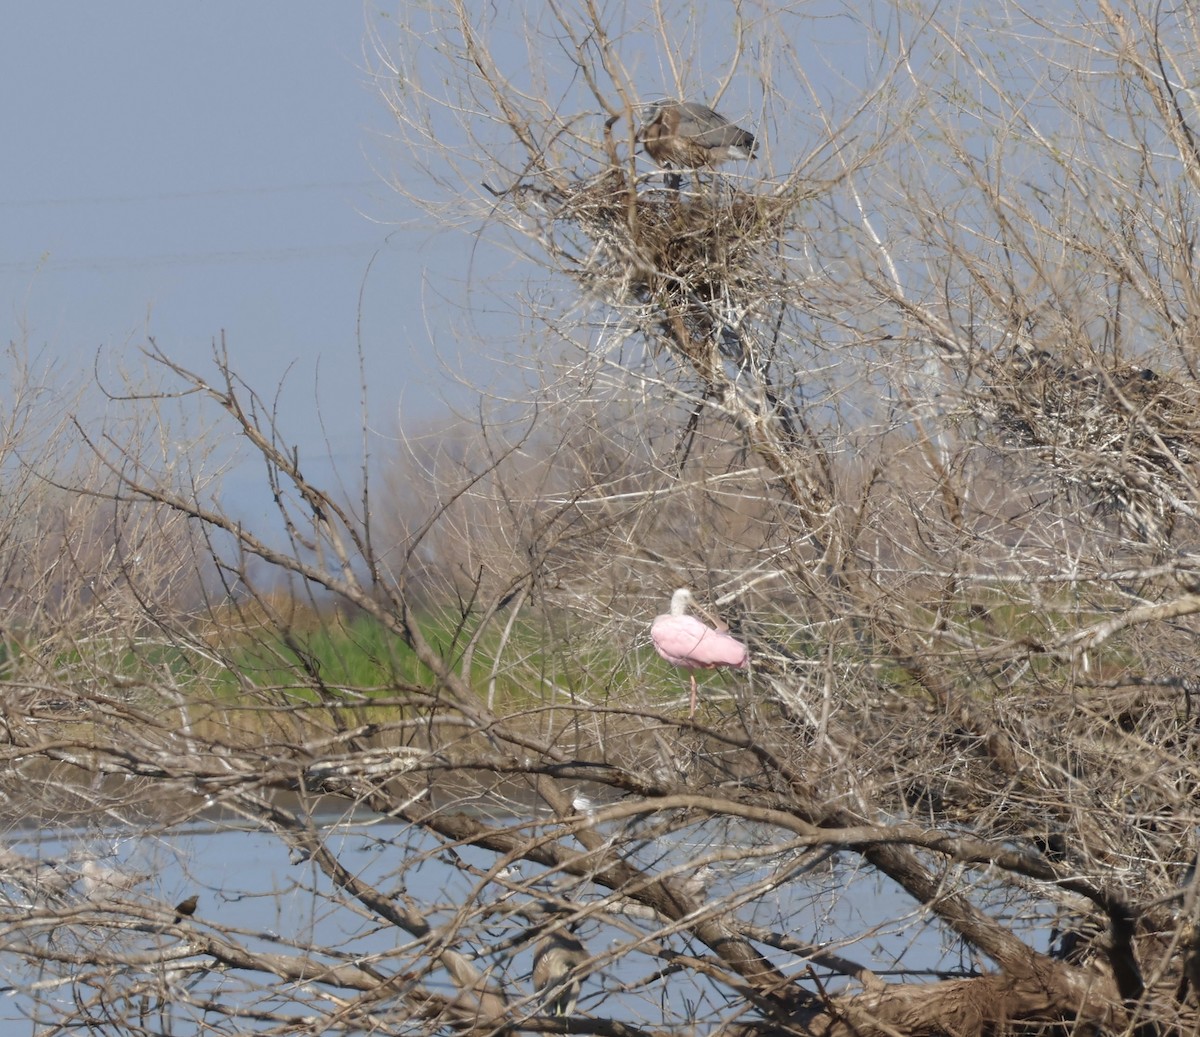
left=532, top=924, right=587, bottom=1016
left=637, top=100, right=757, bottom=185
left=651, top=588, right=749, bottom=716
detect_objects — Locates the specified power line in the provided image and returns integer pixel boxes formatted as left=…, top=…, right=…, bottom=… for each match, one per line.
left=0, top=240, right=383, bottom=273
left=0, top=180, right=382, bottom=209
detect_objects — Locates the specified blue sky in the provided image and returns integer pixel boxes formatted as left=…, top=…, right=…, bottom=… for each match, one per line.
left=1, top=2, right=889, bottom=521
left=1, top=4, right=478, bottom=513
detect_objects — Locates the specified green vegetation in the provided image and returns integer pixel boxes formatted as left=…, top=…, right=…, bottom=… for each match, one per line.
left=203, top=605, right=567, bottom=708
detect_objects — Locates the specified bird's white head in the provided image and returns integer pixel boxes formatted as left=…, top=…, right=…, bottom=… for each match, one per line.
left=668, top=587, right=694, bottom=616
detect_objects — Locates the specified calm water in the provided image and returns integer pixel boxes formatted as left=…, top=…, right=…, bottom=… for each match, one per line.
left=0, top=805, right=1054, bottom=1034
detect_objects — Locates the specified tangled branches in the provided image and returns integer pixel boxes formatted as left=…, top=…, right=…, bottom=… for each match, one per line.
left=982, top=345, right=1200, bottom=548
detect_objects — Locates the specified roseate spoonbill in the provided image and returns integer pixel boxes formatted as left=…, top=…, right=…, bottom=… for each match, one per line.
left=532, top=925, right=586, bottom=1016
left=651, top=588, right=749, bottom=716
left=637, top=100, right=757, bottom=182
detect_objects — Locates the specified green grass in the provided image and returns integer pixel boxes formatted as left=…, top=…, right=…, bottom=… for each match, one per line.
left=204, top=607, right=550, bottom=707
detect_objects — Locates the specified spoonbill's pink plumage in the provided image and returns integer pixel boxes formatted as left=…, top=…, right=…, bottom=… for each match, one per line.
left=651, top=588, right=748, bottom=716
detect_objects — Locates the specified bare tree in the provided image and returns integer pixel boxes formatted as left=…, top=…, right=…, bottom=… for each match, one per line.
left=8, top=2, right=1200, bottom=1035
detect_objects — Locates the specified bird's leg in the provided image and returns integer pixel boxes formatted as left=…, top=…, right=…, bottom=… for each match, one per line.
left=689, top=674, right=698, bottom=717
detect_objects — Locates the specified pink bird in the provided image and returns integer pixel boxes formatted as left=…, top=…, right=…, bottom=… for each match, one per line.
left=651, top=588, right=749, bottom=716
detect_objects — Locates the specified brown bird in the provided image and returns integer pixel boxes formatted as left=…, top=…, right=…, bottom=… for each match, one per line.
left=637, top=100, right=757, bottom=182
left=172, top=894, right=199, bottom=923
left=532, top=925, right=586, bottom=1016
